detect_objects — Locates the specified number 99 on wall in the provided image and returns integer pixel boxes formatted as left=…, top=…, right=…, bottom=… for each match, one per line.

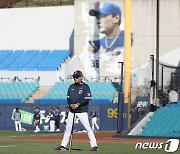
left=107, top=108, right=118, bottom=118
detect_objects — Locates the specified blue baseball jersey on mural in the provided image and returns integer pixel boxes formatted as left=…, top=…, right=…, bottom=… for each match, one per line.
left=79, top=30, right=133, bottom=79
left=92, top=31, right=133, bottom=53
left=95, top=30, right=124, bottom=53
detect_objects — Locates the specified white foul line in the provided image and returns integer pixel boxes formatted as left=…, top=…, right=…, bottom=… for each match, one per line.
left=0, top=145, right=18, bottom=148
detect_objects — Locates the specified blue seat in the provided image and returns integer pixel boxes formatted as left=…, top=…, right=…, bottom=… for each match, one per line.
left=0, top=49, right=70, bottom=71
left=36, top=81, right=118, bottom=103
left=141, top=106, right=180, bottom=137
left=0, top=82, right=39, bottom=103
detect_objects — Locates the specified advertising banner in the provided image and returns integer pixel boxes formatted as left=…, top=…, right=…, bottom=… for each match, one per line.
left=1, top=103, right=119, bottom=130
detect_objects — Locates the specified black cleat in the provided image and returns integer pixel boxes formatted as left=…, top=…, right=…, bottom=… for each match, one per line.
left=54, top=145, right=67, bottom=151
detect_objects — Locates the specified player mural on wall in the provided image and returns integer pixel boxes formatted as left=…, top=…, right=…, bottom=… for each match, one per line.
left=79, top=1, right=133, bottom=80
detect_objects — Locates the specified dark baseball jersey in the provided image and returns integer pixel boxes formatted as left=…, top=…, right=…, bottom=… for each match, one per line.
left=90, top=111, right=98, bottom=118
left=55, top=111, right=61, bottom=121
left=67, top=82, right=92, bottom=113
left=49, top=111, right=55, bottom=121
left=34, top=111, right=40, bottom=121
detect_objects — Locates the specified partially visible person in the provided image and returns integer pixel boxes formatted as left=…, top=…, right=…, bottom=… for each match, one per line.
left=149, top=80, right=156, bottom=105
left=129, top=106, right=138, bottom=126
left=89, top=108, right=99, bottom=131
left=149, top=80, right=159, bottom=111
left=137, top=107, right=146, bottom=118
left=168, top=88, right=179, bottom=104
left=64, top=107, right=69, bottom=125
left=159, top=90, right=168, bottom=107
left=34, top=107, right=40, bottom=133
left=49, top=108, right=55, bottom=132
left=55, top=107, right=61, bottom=132
left=13, top=107, right=22, bottom=131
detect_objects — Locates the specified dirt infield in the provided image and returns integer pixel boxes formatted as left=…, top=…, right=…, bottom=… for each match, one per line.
left=0, top=131, right=168, bottom=144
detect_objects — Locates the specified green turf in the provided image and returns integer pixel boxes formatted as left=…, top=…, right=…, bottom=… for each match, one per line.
left=0, top=130, right=63, bottom=138
left=0, top=130, right=179, bottom=154
left=0, top=140, right=171, bottom=154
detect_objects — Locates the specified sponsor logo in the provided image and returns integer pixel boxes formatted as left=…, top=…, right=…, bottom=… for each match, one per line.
left=137, top=101, right=149, bottom=108
left=135, top=139, right=179, bottom=153
left=79, top=90, right=82, bottom=94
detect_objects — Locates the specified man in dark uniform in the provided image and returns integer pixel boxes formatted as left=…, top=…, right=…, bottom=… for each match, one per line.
left=49, top=108, right=55, bottom=132
left=64, top=106, right=69, bottom=125
left=56, top=70, right=98, bottom=151
left=34, top=107, right=40, bottom=132
left=89, top=108, right=99, bottom=131
left=55, top=107, right=61, bottom=132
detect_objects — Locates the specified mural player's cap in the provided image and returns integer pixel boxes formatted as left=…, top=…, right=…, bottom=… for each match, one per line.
left=72, top=70, right=83, bottom=77
left=89, top=2, right=121, bottom=16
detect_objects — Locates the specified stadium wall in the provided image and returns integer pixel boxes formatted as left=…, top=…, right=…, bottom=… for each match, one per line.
left=0, top=6, right=74, bottom=50
left=0, top=6, right=75, bottom=85
left=0, top=70, right=63, bottom=86
left=0, top=103, right=120, bottom=130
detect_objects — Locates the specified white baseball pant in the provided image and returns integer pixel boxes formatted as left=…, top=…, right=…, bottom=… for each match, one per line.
left=61, top=111, right=97, bottom=147
left=92, top=117, right=99, bottom=131
left=15, top=120, right=22, bottom=131
left=50, top=120, right=55, bottom=131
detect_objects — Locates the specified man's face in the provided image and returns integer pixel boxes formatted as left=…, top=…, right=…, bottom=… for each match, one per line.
left=96, top=14, right=119, bottom=34
left=73, top=76, right=82, bottom=84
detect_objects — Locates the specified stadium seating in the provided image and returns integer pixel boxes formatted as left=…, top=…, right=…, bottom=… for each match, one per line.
left=0, top=50, right=70, bottom=71
left=141, top=103, right=180, bottom=137
left=0, top=81, right=39, bottom=103
left=34, top=81, right=120, bottom=103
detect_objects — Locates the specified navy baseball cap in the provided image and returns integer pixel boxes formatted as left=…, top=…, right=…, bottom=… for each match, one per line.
left=72, top=70, right=83, bottom=77
left=89, top=2, right=121, bottom=16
